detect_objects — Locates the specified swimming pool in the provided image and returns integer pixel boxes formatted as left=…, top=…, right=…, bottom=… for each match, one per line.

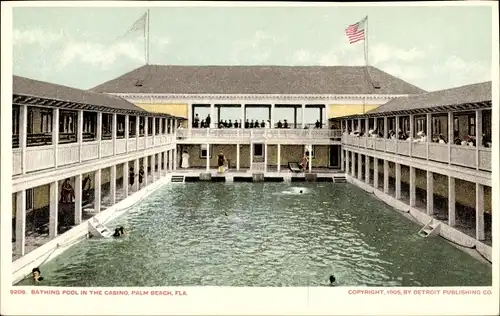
left=17, top=182, right=491, bottom=287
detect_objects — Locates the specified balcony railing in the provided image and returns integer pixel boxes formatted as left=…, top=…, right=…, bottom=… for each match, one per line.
left=12, top=133, right=176, bottom=176
left=176, top=128, right=342, bottom=141
left=342, top=134, right=491, bottom=172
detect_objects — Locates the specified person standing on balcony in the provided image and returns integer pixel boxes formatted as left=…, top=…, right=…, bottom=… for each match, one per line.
left=249, top=119, right=255, bottom=128
left=283, top=120, right=289, bottom=128
left=193, top=114, right=200, bottom=128
left=260, top=120, right=266, bottom=128
left=315, top=120, right=321, bottom=128
left=277, top=120, right=283, bottom=128
left=205, top=114, right=211, bottom=128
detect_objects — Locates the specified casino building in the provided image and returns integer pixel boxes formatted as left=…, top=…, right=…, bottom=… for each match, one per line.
left=10, top=64, right=492, bottom=279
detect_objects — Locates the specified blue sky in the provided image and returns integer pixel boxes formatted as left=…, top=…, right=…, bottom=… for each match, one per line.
left=10, top=3, right=494, bottom=122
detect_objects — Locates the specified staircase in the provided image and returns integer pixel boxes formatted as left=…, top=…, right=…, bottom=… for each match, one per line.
left=171, top=175, right=185, bottom=183
left=333, top=174, right=347, bottom=183
left=418, top=219, right=441, bottom=237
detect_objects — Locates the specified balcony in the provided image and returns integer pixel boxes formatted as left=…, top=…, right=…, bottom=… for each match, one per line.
left=342, top=135, right=491, bottom=172
left=176, top=128, right=342, bottom=145
left=12, top=134, right=176, bottom=176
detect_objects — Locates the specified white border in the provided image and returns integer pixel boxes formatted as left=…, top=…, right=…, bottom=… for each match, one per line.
left=2, top=2, right=499, bottom=316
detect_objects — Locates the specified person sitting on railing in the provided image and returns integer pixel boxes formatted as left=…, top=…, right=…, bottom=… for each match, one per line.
left=283, top=120, right=289, bottom=128
left=234, top=120, right=239, bottom=128
left=218, top=121, right=224, bottom=128
left=228, top=119, right=233, bottom=128
left=437, top=134, right=447, bottom=144
left=260, top=120, right=266, bottom=128
left=245, top=119, right=250, bottom=128
left=265, top=120, right=271, bottom=128
left=304, top=125, right=308, bottom=129
left=453, top=131, right=461, bottom=145
left=205, top=114, right=212, bottom=128
left=465, top=135, right=476, bottom=147
left=413, top=131, right=427, bottom=142
left=277, top=120, right=283, bottom=128
left=315, top=120, right=321, bottom=128
left=248, top=119, right=254, bottom=128
left=224, top=120, right=230, bottom=128
left=200, top=119, right=205, bottom=128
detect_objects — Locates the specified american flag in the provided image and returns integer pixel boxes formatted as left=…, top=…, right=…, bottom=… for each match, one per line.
left=345, top=16, right=367, bottom=44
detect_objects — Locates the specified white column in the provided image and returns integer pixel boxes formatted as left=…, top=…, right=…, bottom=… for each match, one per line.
left=409, top=114, right=414, bottom=156
left=308, top=145, right=312, bottom=172
left=152, top=116, right=156, bottom=146
left=475, top=110, right=482, bottom=169
left=49, top=180, right=59, bottom=238
left=151, top=154, right=156, bottom=181
left=357, top=153, right=362, bottom=179
left=110, top=165, right=116, bottom=205
left=206, top=144, right=210, bottom=171
left=340, top=148, right=345, bottom=171
left=365, top=155, right=370, bottom=184
left=53, top=108, right=59, bottom=167
left=134, top=159, right=139, bottom=192
left=97, top=112, right=102, bottom=159
left=426, top=171, right=433, bottom=215
left=351, top=152, right=355, bottom=177
left=323, top=105, right=328, bottom=128
left=210, top=104, right=215, bottom=128
left=426, top=113, right=431, bottom=159
left=163, top=151, right=168, bottom=175
left=159, top=117, right=163, bottom=140
left=123, top=162, right=129, bottom=197
left=301, top=104, right=306, bottom=128
left=136, top=115, right=140, bottom=150
left=168, top=150, right=173, bottom=171
left=236, top=144, right=240, bottom=171
left=345, top=150, right=350, bottom=175
left=144, top=117, right=149, bottom=148
left=94, top=169, right=101, bottom=213
left=173, top=147, right=177, bottom=170
left=112, top=113, right=117, bottom=155
left=20, top=104, right=27, bottom=174
left=187, top=103, right=193, bottom=129
left=264, top=143, right=268, bottom=173
left=125, top=115, right=129, bottom=153
left=448, top=112, right=452, bottom=164
left=395, top=163, right=401, bottom=200
left=144, top=156, right=149, bottom=186
left=250, top=143, right=253, bottom=171
left=373, top=157, right=378, bottom=189
left=78, top=110, right=83, bottom=162
left=383, top=160, right=389, bottom=194
left=475, top=183, right=485, bottom=241
left=74, top=174, right=82, bottom=225
left=448, top=176, right=455, bottom=226
left=409, top=166, right=416, bottom=207
left=277, top=144, right=281, bottom=172
left=15, top=190, right=26, bottom=255
left=241, top=105, right=245, bottom=128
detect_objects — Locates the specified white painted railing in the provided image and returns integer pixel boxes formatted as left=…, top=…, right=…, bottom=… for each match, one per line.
left=13, top=132, right=176, bottom=176
left=138, top=136, right=145, bottom=149
left=58, top=143, right=80, bottom=166
left=13, top=148, right=22, bottom=176
left=176, top=128, right=342, bottom=141
left=342, top=135, right=491, bottom=171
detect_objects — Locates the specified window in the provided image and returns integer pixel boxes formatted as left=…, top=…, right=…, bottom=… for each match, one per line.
left=468, top=115, right=476, bottom=136
left=155, top=118, right=160, bottom=135
left=482, top=109, right=492, bottom=147
left=432, top=118, right=441, bottom=135
left=129, top=116, right=137, bottom=137
left=117, top=115, right=126, bottom=138
left=26, top=188, right=34, bottom=211
left=161, top=118, right=166, bottom=134
left=388, top=117, right=396, bottom=132
left=41, top=111, right=52, bottom=133
left=399, top=116, right=410, bottom=133
left=147, top=117, right=153, bottom=135
left=102, top=113, right=113, bottom=139
left=200, top=144, right=212, bottom=159
left=12, top=106, right=19, bottom=135
left=139, top=117, right=145, bottom=136
left=59, top=110, right=77, bottom=133
left=304, top=145, right=315, bottom=158
left=453, top=117, right=459, bottom=133
left=415, top=117, right=426, bottom=135
left=253, top=144, right=263, bottom=157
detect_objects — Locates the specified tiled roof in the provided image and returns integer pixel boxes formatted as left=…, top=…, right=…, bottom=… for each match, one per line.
left=89, top=65, right=426, bottom=95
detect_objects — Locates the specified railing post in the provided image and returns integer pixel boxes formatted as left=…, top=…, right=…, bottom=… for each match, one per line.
left=52, top=108, right=59, bottom=167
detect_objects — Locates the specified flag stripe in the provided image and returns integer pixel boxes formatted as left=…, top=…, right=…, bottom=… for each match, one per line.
left=345, top=17, right=366, bottom=44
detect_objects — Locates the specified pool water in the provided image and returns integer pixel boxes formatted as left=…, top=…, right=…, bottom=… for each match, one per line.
left=17, top=183, right=491, bottom=287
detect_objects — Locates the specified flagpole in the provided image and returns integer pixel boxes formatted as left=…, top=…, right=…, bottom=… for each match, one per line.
left=364, top=15, right=368, bottom=66
left=146, top=9, right=150, bottom=65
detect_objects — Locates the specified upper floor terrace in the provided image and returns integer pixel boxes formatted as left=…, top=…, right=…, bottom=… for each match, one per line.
left=339, top=81, right=492, bottom=173
left=11, top=76, right=183, bottom=177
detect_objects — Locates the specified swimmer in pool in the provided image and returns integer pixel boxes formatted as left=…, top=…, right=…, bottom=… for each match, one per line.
left=119, top=226, right=126, bottom=236
left=299, top=190, right=303, bottom=194
left=224, top=212, right=228, bottom=216
left=32, top=267, right=44, bottom=284
left=112, top=228, right=121, bottom=237
left=329, top=275, right=336, bottom=286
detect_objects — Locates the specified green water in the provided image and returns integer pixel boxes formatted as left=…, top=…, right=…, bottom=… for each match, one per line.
left=18, top=183, right=491, bottom=287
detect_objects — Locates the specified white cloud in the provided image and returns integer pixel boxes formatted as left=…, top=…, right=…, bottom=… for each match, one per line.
left=371, top=43, right=425, bottom=64
left=430, top=55, right=491, bottom=88
left=230, top=30, right=272, bottom=64
left=13, top=29, right=64, bottom=47
left=380, top=64, right=427, bottom=81
left=57, top=40, right=144, bottom=70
